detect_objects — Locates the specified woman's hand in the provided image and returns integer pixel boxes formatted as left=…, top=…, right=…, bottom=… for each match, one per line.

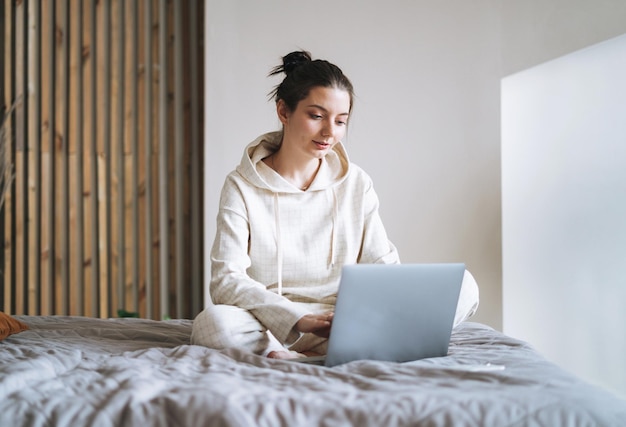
left=296, top=312, right=334, bottom=338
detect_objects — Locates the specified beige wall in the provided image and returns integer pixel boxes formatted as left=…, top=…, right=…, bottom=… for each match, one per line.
left=204, top=0, right=503, bottom=328
left=204, top=0, right=626, bottom=331
left=501, top=0, right=626, bottom=76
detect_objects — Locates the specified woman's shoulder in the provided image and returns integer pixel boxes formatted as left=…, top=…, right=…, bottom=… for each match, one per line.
left=344, top=162, right=374, bottom=185
left=332, top=161, right=375, bottom=197
left=346, top=161, right=368, bottom=176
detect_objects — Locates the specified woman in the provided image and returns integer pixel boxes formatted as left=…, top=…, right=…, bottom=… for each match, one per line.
left=191, top=50, right=479, bottom=359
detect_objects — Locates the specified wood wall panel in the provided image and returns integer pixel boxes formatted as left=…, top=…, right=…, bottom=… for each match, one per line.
left=1, top=0, right=204, bottom=320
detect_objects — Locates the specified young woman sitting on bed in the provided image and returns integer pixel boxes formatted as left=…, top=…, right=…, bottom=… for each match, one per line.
left=191, top=50, right=479, bottom=359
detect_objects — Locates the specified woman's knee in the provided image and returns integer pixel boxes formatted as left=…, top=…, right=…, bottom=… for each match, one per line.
left=190, top=305, right=268, bottom=351
left=454, top=270, right=480, bottom=326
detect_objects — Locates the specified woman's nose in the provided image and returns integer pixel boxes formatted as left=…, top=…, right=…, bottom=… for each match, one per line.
left=321, top=121, right=334, bottom=138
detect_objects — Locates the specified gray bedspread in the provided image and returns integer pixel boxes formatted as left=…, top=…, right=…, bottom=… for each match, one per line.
left=1, top=316, right=625, bottom=426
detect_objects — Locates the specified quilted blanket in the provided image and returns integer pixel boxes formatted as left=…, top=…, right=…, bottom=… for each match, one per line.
left=1, top=316, right=625, bottom=426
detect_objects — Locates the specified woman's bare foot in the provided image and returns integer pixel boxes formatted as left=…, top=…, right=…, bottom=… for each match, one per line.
left=267, top=350, right=303, bottom=359
left=266, top=350, right=322, bottom=359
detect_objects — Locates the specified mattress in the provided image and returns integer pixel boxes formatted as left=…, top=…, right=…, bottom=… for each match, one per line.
left=1, top=316, right=625, bottom=426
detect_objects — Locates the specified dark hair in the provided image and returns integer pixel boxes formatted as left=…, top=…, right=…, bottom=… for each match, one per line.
left=268, top=50, right=354, bottom=112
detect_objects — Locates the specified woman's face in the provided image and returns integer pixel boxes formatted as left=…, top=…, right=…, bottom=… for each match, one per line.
left=277, top=86, right=351, bottom=160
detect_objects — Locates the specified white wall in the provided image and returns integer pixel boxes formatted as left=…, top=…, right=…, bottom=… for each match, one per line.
left=502, top=34, right=626, bottom=398
left=204, top=0, right=503, bottom=328
left=499, top=0, right=626, bottom=400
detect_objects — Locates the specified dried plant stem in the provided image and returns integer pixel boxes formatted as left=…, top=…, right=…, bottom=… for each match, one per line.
left=0, top=101, right=17, bottom=209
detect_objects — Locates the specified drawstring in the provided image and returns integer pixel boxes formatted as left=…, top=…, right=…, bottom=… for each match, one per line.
left=273, top=193, right=283, bottom=296
left=329, top=188, right=338, bottom=268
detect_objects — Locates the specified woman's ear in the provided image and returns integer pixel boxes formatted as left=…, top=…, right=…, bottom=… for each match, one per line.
left=276, top=100, right=290, bottom=126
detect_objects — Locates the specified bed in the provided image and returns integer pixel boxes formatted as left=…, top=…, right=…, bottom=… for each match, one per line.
left=1, top=314, right=625, bottom=426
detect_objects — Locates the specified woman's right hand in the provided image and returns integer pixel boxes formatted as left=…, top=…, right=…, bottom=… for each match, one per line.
left=296, top=312, right=334, bottom=338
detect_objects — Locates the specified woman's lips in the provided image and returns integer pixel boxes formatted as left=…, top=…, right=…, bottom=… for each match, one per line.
left=314, top=141, right=330, bottom=149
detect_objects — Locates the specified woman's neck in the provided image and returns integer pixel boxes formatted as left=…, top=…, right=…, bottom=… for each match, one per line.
left=268, top=149, right=321, bottom=191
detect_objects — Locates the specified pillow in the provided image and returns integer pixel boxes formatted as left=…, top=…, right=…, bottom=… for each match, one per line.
left=0, top=312, right=29, bottom=340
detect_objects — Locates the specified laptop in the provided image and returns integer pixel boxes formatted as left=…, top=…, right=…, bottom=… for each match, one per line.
left=294, top=263, right=465, bottom=367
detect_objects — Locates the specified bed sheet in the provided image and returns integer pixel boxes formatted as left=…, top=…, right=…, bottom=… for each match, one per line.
left=1, top=316, right=625, bottom=427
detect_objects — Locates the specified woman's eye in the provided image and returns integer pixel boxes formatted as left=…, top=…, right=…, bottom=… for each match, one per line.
left=310, top=114, right=323, bottom=120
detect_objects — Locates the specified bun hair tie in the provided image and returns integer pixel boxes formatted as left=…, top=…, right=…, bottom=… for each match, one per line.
left=282, top=50, right=312, bottom=75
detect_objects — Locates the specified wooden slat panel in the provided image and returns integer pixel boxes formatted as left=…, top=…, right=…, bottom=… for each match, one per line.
left=102, top=0, right=112, bottom=318
left=61, top=0, right=71, bottom=315
left=189, top=0, right=202, bottom=319
left=158, top=0, right=168, bottom=320
left=88, top=0, right=100, bottom=317
left=0, top=0, right=7, bottom=312
left=114, top=0, right=126, bottom=315
left=129, top=0, right=139, bottom=314
left=2, top=0, right=204, bottom=320
left=142, top=0, right=154, bottom=319
left=20, top=0, right=29, bottom=315
left=174, top=0, right=184, bottom=318
left=32, top=0, right=43, bottom=315
left=9, top=0, right=18, bottom=314
left=45, top=0, right=56, bottom=316
left=73, top=0, right=85, bottom=316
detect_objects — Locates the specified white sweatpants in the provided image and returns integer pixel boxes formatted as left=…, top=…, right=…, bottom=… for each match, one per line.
left=191, top=270, right=480, bottom=355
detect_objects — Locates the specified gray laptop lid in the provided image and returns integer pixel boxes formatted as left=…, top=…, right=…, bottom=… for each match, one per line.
left=324, top=263, right=465, bottom=367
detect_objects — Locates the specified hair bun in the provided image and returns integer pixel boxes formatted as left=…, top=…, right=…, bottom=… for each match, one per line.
left=267, top=49, right=354, bottom=109
left=282, top=50, right=312, bottom=74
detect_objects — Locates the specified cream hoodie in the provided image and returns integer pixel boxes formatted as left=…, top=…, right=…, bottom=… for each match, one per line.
left=210, top=132, right=400, bottom=345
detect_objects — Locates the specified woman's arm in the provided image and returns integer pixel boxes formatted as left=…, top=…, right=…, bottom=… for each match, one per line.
left=209, top=176, right=309, bottom=345
left=357, top=172, right=401, bottom=265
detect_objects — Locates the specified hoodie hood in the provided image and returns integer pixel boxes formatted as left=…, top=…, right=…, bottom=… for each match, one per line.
left=236, top=131, right=350, bottom=193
